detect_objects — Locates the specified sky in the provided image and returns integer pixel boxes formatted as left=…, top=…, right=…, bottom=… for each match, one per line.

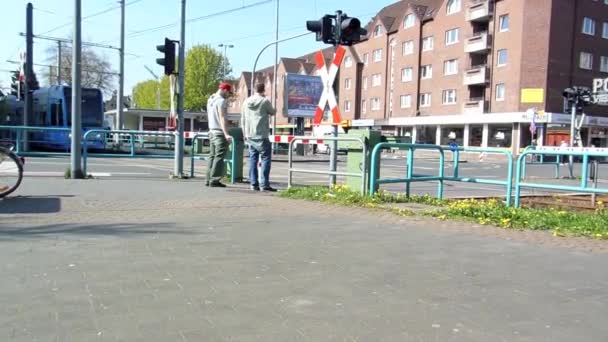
left=1, top=0, right=394, bottom=97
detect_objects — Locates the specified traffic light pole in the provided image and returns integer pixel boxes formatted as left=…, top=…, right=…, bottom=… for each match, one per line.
left=568, top=101, right=576, bottom=179
left=174, top=0, right=186, bottom=178
left=329, top=11, right=343, bottom=186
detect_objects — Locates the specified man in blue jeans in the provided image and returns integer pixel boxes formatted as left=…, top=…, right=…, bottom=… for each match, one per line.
left=241, top=83, right=276, bottom=192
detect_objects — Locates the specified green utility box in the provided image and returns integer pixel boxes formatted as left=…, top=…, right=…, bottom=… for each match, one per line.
left=226, top=127, right=244, bottom=183
left=337, top=129, right=383, bottom=192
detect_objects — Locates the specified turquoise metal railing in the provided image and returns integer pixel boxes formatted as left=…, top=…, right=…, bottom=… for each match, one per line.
left=369, top=143, right=446, bottom=199
left=514, top=149, right=608, bottom=208
left=369, top=144, right=515, bottom=206
left=520, top=145, right=560, bottom=179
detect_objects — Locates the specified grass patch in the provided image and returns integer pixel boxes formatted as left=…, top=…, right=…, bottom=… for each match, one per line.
left=280, top=186, right=608, bottom=240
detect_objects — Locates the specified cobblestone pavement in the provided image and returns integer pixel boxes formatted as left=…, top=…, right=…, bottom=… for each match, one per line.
left=1, top=178, right=607, bottom=341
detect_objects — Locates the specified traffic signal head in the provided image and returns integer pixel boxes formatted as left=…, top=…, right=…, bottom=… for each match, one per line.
left=340, top=16, right=367, bottom=46
left=306, top=15, right=335, bottom=44
left=156, top=38, right=176, bottom=76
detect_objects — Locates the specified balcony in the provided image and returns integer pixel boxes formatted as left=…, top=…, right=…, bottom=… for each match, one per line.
left=463, top=65, right=488, bottom=85
left=463, top=98, right=486, bottom=115
left=464, top=32, right=491, bottom=53
left=466, top=0, right=492, bottom=22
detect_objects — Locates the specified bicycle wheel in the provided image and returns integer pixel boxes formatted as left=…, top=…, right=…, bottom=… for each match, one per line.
left=0, top=147, right=23, bottom=198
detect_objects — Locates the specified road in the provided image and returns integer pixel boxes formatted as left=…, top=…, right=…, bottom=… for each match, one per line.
left=1, top=176, right=607, bottom=341
left=18, top=153, right=607, bottom=199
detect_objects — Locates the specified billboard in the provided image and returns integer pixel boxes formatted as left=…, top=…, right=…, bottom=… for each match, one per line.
left=284, top=73, right=323, bottom=118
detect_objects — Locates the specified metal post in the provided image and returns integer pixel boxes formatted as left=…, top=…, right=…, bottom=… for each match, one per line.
left=70, top=0, right=84, bottom=179
left=24, top=3, right=33, bottom=152
left=329, top=10, right=343, bottom=186
left=174, top=0, right=186, bottom=177
left=272, top=0, right=280, bottom=153
left=568, top=101, right=576, bottom=178
left=117, top=0, right=125, bottom=130
left=57, top=41, right=62, bottom=85
left=591, top=160, right=599, bottom=205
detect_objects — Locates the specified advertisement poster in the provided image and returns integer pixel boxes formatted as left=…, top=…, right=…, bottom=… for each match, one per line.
left=285, top=73, right=323, bottom=118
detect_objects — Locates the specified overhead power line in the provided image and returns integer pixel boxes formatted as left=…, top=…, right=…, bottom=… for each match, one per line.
left=124, top=0, right=272, bottom=40
left=38, top=0, right=145, bottom=36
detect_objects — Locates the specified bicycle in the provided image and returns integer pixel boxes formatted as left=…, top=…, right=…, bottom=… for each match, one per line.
left=0, top=145, right=24, bottom=198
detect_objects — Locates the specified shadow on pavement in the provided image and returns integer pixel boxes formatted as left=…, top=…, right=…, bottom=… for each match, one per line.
left=0, top=222, right=192, bottom=240
left=0, top=196, right=72, bottom=214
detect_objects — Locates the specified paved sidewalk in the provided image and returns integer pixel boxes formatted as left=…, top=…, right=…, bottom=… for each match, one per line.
left=1, top=178, right=608, bottom=341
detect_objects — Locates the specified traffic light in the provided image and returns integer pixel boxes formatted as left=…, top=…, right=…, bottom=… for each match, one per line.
left=156, top=38, right=176, bottom=76
left=563, top=86, right=592, bottom=113
left=10, top=71, right=24, bottom=100
left=339, top=15, right=367, bottom=46
left=307, top=15, right=335, bottom=44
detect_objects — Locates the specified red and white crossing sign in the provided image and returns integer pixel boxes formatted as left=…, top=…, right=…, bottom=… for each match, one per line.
left=313, top=46, right=346, bottom=126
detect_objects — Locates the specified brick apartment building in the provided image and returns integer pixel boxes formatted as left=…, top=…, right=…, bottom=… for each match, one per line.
left=235, top=0, right=608, bottom=153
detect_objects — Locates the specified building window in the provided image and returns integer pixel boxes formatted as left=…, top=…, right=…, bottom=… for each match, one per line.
left=371, top=98, right=381, bottom=111
left=444, top=59, right=458, bottom=75
left=404, top=13, right=415, bottom=29
left=497, top=49, right=508, bottom=66
left=345, top=56, right=353, bottom=67
left=580, top=52, right=593, bottom=70
left=442, top=89, right=457, bottom=104
left=373, top=25, right=384, bottom=37
left=603, top=23, right=608, bottom=39
left=420, top=93, right=431, bottom=107
left=495, top=83, right=506, bottom=101
left=361, top=99, right=367, bottom=113
left=446, top=0, right=461, bottom=15
left=422, top=36, right=434, bottom=51
left=401, top=67, right=413, bottom=82
left=421, top=65, right=433, bottom=79
left=373, top=49, right=382, bottom=62
left=345, top=78, right=352, bottom=89
left=344, top=100, right=351, bottom=112
left=499, top=14, right=509, bottom=32
left=403, top=40, right=414, bottom=55
left=363, top=76, right=368, bottom=90
left=363, top=53, right=369, bottom=64
left=583, top=17, right=596, bottom=35
left=400, top=95, right=412, bottom=108
left=372, top=74, right=382, bottom=87
left=445, top=28, right=459, bottom=45
left=602, top=56, right=608, bottom=73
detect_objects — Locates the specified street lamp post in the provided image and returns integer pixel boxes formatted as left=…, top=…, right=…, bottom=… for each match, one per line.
left=218, top=43, right=234, bottom=78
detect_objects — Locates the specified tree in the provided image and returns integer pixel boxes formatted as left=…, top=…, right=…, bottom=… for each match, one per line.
left=42, top=44, right=116, bottom=96
left=131, top=45, right=229, bottom=111
left=132, top=76, right=172, bottom=110
left=184, top=45, right=229, bottom=111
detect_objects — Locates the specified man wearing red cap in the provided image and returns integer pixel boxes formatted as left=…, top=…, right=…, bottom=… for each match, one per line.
left=205, top=82, right=233, bottom=187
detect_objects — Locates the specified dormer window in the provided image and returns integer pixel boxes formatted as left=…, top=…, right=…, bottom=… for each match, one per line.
left=373, top=25, right=384, bottom=37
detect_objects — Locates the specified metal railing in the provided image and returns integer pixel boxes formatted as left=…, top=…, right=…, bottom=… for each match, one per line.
left=369, top=144, right=515, bottom=206
left=514, top=149, right=608, bottom=208
left=0, top=125, right=72, bottom=156
left=288, top=136, right=367, bottom=195
left=83, top=129, right=178, bottom=175
left=370, top=143, right=446, bottom=199
left=520, top=145, right=560, bottom=179
left=189, top=133, right=238, bottom=184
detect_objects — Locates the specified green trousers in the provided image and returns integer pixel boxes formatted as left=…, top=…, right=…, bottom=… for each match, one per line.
left=206, top=131, right=228, bottom=184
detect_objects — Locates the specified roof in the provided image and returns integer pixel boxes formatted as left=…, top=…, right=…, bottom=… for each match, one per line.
left=365, top=0, right=444, bottom=36
left=280, top=58, right=305, bottom=73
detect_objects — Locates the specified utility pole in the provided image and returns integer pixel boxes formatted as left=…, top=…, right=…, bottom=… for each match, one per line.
left=568, top=100, right=577, bottom=178
left=174, top=0, right=186, bottom=177
left=117, top=0, right=125, bottom=130
left=272, top=0, right=279, bottom=153
left=57, top=41, right=62, bottom=84
left=24, top=3, right=33, bottom=151
left=71, top=0, right=84, bottom=179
